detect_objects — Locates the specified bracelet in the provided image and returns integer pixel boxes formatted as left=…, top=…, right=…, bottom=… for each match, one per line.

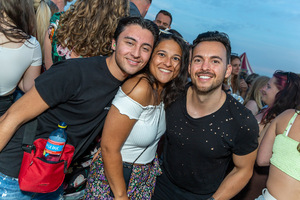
left=207, top=197, right=215, bottom=200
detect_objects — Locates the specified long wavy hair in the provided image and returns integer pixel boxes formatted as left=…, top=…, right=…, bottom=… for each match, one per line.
left=0, top=0, right=36, bottom=44
left=230, top=55, right=242, bottom=94
left=244, top=76, right=270, bottom=110
left=34, top=0, right=58, bottom=58
left=261, top=71, right=300, bottom=125
left=56, top=0, right=130, bottom=57
left=132, top=33, right=189, bottom=108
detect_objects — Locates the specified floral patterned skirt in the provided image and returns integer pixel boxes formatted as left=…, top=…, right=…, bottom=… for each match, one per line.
left=84, top=149, right=162, bottom=200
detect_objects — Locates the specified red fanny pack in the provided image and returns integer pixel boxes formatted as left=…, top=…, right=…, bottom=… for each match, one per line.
left=18, top=120, right=75, bottom=193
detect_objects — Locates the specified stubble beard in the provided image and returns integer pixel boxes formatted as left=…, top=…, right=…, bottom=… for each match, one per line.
left=192, top=74, right=225, bottom=95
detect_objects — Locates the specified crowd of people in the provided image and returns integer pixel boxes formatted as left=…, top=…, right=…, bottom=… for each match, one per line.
left=0, top=0, right=299, bottom=200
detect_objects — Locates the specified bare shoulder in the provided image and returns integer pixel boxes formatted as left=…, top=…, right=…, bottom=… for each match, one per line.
left=121, top=75, right=153, bottom=107
left=275, top=109, right=298, bottom=131
left=245, top=100, right=259, bottom=115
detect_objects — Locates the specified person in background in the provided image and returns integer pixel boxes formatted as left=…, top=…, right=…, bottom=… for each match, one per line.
left=232, top=75, right=271, bottom=200
left=33, top=0, right=59, bottom=62
left=244, top=76, right=270, bottom=116
left=245, top=73, right=259, bottom=88
left=130, top=0, right=152, bottom=17
left=52, top=0, right=72, bottom=12
left=256, top=107, right=300, bottom=200
left=85, top=31, right=189, bottom=200
left=256, top=71, right=300, bottom=138
left=240, top=70, right=300, bottom=200
left=153, top=10, right=172, bottom=30
left=229, top=54, right=248, bottom=101
left=153, top=31, right=258, bottom=200
left=0, top=17, right=159, bottom=200
left=44, top=0, right=130, bottom=69
left=0, top=0, right=42, bottom=116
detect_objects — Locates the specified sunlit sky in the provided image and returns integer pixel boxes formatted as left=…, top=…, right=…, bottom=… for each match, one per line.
left=66, top=0, right=300, bottom=77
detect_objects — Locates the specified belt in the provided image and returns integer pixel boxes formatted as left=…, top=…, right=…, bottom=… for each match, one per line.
left=0, top=94, right=13, bottom=100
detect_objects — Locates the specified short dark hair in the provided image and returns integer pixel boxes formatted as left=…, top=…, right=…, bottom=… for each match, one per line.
left=113, top=16, right=159, bottom=45
left=155, top=10, right=173, bottom=26
left=192, top=31, right=231, bottom=65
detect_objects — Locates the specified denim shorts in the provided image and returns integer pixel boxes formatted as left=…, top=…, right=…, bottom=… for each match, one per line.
left=0, top=172, right=64, bottom=200
left=255, top=188, right=277, bottom=200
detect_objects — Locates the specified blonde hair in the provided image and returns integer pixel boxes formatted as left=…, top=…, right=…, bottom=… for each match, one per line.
left=244, top=76, right=270, bottom=110
left=34, top=0, right=59, bottom=59
left=56, top=0, right=130, bottom=57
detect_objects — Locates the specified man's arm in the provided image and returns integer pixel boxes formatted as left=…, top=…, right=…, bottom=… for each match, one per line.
left=211, top=150, right=257, bottom=200
left=0, top=86, right=49, bottom=151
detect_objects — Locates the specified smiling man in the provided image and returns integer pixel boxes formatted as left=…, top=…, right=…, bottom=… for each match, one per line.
left=0, top=17, right=158, bottom=200
left=153, top=31, right=259, bottom=200
left=153, top=10, right=172, bottom=30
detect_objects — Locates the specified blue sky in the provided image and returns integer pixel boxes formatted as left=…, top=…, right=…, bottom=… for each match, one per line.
left=66, top=0, right=300, bottom=77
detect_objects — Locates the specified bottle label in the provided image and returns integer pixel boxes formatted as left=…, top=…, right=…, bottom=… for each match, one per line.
left=44, top=139, right=65, bottom=155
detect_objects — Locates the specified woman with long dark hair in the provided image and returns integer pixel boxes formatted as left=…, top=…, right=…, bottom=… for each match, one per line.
left=245, top=70, right=300, bottom=200
left=0, top=0, right=42, bottom=116
left=256, top=105, right=300, bottom=200
left=85, top=32, right=189, bottom=200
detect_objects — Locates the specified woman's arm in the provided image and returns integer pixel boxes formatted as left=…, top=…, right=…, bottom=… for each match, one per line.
left=18, top=65, right=41, bottom=93
left=256, top=119, right=277, bottom=166
left=101, top=105, right=136, bottom=200
left=101, top=77, right=152, bottom=200
left=44, top=31, right=53, bottom=70
left=245, top=100, right=259, bottom=116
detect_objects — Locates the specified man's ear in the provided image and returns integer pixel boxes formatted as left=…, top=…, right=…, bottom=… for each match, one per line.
left=111, top=39, right=116, bottom=51
left=225, top=64, right=232, bottom=78
left=188, top=62, right=191, bottom=76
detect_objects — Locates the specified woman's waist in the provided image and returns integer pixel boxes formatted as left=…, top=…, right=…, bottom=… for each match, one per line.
left=267, top=165, right=300, bottom=199
left=0, top=90, right=15, bottom=98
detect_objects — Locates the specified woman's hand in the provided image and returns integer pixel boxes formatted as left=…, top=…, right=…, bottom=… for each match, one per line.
left=239, top=79, right=248, bottom=98
left=239, top=79, right=248, bottom=92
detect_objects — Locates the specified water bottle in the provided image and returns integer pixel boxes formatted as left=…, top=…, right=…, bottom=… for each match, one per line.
left=42, top=122, right=67, bottom=162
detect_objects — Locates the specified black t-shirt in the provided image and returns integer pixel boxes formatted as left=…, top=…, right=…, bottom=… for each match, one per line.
left=0, top=56, right=122, bottom=178
left=163, top=85, right=259, bottom=195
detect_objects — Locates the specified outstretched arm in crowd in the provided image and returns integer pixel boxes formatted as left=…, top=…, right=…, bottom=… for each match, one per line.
left=211, top=149, right=257, bottom=200
left=0, top=86, right=49, bottom=151
left=44, top=31, right=53, bottom=70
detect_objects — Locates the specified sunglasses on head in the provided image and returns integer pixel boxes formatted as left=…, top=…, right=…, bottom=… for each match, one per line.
left=158, top=29, right=189, bottom=44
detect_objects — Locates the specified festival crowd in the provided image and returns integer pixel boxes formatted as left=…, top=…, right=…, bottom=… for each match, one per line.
left=0, top=0, right=299, bottom=200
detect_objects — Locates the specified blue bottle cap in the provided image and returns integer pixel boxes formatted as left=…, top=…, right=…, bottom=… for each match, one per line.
left=58, top=122, right=67, bottom=129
